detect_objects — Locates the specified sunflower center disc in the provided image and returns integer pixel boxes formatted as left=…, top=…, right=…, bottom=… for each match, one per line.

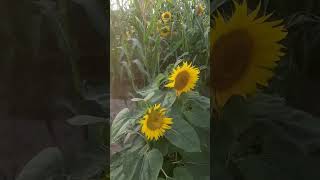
left=147, top=111, right=163, bottom=130
left=212, top=29, right=253, bottom=90
left=174, top=70, right=190, bottom=90
left=164, top=14, right=170, bottom=18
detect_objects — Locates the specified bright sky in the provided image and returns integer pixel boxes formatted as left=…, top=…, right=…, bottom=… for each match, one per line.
left=110, top=0, right=129, bottom=10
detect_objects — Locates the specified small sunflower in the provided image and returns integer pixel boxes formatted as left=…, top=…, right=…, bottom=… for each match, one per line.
left=195, top=4, right=205, bottom=16
left=139, top=104, right=173, bottom=141
left=160, top=26, right=171, bottom=38
left=161, top=11, right=172, bottom=23
left=166, top=62, right=200, bottom=96
left=211, top=0, right=287, bottom=107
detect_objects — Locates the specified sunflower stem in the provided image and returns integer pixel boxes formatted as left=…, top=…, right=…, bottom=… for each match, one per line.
left=161, top=168, right=169, bottom=178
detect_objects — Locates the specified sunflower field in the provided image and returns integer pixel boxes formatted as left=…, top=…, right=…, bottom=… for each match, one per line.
left=110, top=0, right=210, bottom=179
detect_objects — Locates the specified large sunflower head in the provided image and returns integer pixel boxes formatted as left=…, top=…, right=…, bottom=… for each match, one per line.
left=160, top=25, right=171, bottom=38
left=139, top=104, right=173, bottom=141
left=161, top=11, right=172, bottom=23
left=211, top=0, right=287, bottom=107
left=166, top=62, right=200, bottom=96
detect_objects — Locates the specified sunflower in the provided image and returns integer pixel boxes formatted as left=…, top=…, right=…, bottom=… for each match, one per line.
left=195, top=4, right=205, bottom=16
left=166, top=62, right=200, bottom=96
left=139, top=104, right=173, bottom=141
left=160, top=25, right=171, bottom=38
left=161, top=11, right=172, bottom=23
left=211, top=0, right=287, bottom=107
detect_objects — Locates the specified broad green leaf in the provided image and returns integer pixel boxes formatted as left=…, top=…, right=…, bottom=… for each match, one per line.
left=66, top=115, right=107, bottom=126
left=184, top=91, right=210, bottom=110
left=16, top=147, right=63, bottom=180
left=165, top=113, right=201, bottom=152
left=123, top=149, right=145, bottom=179
left=111, top=108, right=130, bottom=140
left=153, top=139, right=169, bottom=156
left=112, top=118, right=135, bottom=143
left=183, top=151, right=210, bottom=178
left=248, top=93, right=320, bottom=152
left=141, top=149, right=164, bottom=180
left=173, top=167, right=193, bottom=180
left=183, top=103, right=210, bottom=129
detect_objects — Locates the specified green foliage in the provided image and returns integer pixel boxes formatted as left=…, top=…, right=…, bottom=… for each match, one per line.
left=111, top=0, right=210, bottom=178
left=111, top=0, right=210, bottom=98
left=110, top=77, right=210, bottom=179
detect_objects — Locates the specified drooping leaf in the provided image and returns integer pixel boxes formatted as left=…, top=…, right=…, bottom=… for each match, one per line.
left=111, top=108, right=130, bottom=142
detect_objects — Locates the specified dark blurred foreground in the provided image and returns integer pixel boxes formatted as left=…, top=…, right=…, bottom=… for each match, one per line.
left=0, top=0, right=108, bottom=179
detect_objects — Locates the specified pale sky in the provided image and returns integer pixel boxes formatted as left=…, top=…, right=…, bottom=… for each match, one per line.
left=110, top=0, right=129, bottom=10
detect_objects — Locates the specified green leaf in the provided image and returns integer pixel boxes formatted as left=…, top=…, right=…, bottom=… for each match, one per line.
left=144, top=91, right=155, bottom=101
left=123, top=148, right=145, bottom=179
left=111, top=108, right=130, bottom=141
left=162, top=91, right=177, bottom=108
left=153, top=139, right=169, bottom=156
left=181, top=149, right=210, bottom=178
left=183, top=103, right=210, bottom=129
left=131, top=98, right=145, bottom=102
left=16, top=147, right=63, bottom=180
left=183, top=91, right=210, bottom=110
left=173, top=167, right=193, bottom=180
left=66, top=115, right=107, bottom=126
left=165, top=112, right=201, bottom=152
left=149, top=90, right=166, bottom=104
left=141, top=149, right=164, bottom=180
left=248, top=93, right=320, bottom=152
